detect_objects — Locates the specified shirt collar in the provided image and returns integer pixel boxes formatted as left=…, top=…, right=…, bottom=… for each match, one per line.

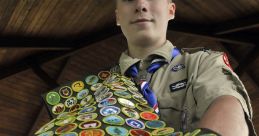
left=119, top=40, right=175, bottom=75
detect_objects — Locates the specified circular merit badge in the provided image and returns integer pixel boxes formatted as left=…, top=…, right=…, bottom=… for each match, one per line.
left=35, top=119, right=56, bottom=135
left=55, top=123, right=77, bottom=135
left=125, top=118, right=145, bottom=129
left=78, top=106, right=96, bottom=114
left=122, top=107, right=140, bottom=119
left=98, top=71, right=111, bottom=80
left=55, top=116, right=76, bottom=126
left=145, top=120, right=166, bottom=129
left=76, top=89, right=89, bottom=100
left=103, top=115, right=125, bottom=126
left=57, top=112, right=77, bottom=120
left=52, top=103, right=65, bottom=115
left=46, top=92, right=60, bottom=105
left=100, top=106, right=121, bottom=116
left=133, top=95, right=147, bottom=104
left=110, top=85, right=127, bottom=91
left=77, top=113, right=98, bottom=122
left=129, top=129, right=151, bottom=136
left=136, top=103, right=154, bottom=112
left=85, top=75, right=99, bottom=85
left=60, top=132, right=78, bottom=136
left=79, top=120, right=102, bottom=129
left=59, top=86, right=73, bottom=98
left=96, top=92, right=113, bottom=102
left=71, top=81, right=84, bottom=92
left=106, top=126, right=129, bottom=136
left=37, top=131, right=54, bottom=136
left=79, top=129, right=105, bottom=136
left=98, top=98, right=117, bottom=108
left=80, top=95, right=94, bottom=107
left=65, top=97, right=77, bottom=108
left=118, top=98, right=135, bottom=109
left=140, top=111, right=159, bottom=121
left=114, top=91, right=132, bottom=99
left=151, top=127, right=174, bottom=136
left=90, top=83, right=103, bottom=91
left=69, top=104, right=81, bottom=113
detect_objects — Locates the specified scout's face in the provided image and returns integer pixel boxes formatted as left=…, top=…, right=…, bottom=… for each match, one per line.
left=115, top=0, right=175, bottom=45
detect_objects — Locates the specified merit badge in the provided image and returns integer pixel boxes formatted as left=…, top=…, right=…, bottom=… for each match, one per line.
left=90, top=83, right=103, bottom=91
left=121, top=107, right=140, bottom=119
left=98, top=98, right=117, bottom=108
left=103, top=115, right=125, bottom=126
left=171, top=132, right=183, bottom=136
left=145, top=120, right=166, bottom=129
left=80, top=95, right=94, bottom=107
left=125, top=118, right=145, bottom=129
left=79, top=129, right=105, bottom=136
left=140, top=111, right=159, bottom=121
left=60, top=132, right=78, bottom=136
left=52, top=103, right=65, bottom=115
left=129, top=129, right=151, bottom=136
left=121, top=77, right=135, bottom=86
left=133, top=95, right=147, bottom=104
left=35, top=119, right=56, bottom=135
left=94, top=86, right=109, bottom=97
left=114, top=91, right=132, bottom=99
left=55, top=116, right=76, bottom=126
left=76, top=89, right=89, bottom=100
left=151, top=127, right=174, bottom=136
left=78, top=106, right=96, bottom=114
left=55, top=123, right=77, bottom=135
left=46, top=92, right=60, bottom=105
left=77, top=113, right=98, bottom=122
left=118, top=98, right=135, bottom=109
left=59, top=86, right=73, bottom=98
left=57, top=112, right=77, bottom=120
left=96, top=92, right=113, bottom=102
left=64, top=97, right=77, bottom=108
left=136, top=103, right=154, bottom=112
left=110, top=85, right=127, bottom=91
left=85, top=75, right=99, bottom=85
left=190, top=129, right=201, bottom=136
left=37, top=131, right=54, bottom=136
left=100, top=106, right=121, bottom=116
left=69, top=104, right=81, bottom=113
left=106, top=126, right=129, bottom=136
left=71, top=81, right=84, bottom=92
left=79, top=120, right=102, bottom=129
left=98, top=71, right=111, bottom=80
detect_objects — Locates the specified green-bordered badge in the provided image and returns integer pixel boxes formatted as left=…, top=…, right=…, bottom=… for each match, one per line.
left=129, top=129, right=151, bottom=136
left=71, top=81, right=84, bottom=92
left=151, top=127, right=174, bottom=136
left=132, top=95, right=147, bottom=104
left=190, top=129, right=201, bottom=136
left=60, top=132, right=78, bottom=136
left=121, top=107, right=140, bottom=119
left=96, top=92, right=113, bottom=102
left=37, top=131, right=54, bottom=136
left=57, top=112, right=77, bottom=120
left=110, top=85, right=127, bottom=91
left=140, top=111, right=159, bottom=121
left=103, top=115, right=125, bottom=126
left=64, top=97, right=77, bottom=108
left=55, top=123, right=77, bottom=135
left=127, top=86, right=139, bottom=94
left=76, top=113, right=98, bottom=122
left=145, top=120, right=166, bottom=129
left=118, top=98, right=135, bottom=109
left=79, top=120, right=102, bottom=129
left=98, top=71, right=111, bottom=80
left=100, top=106, right=121, bottom=116
left=171, top=132, right=183, bottom=136
left=80, top=95, right=94, bottom=107
left=76, top=89, right=89, bottom=100
left=55, top=116, right=76, bottom=126
left=85, top=75, right=99, bottom=85
left=136, top=103, right=154, bottom=112
left=114, top=91, right=132, bottom=99
left=59, top=86, right=73, bottom=98
left=106, top=126, right=129, bottom=136
left=90, top=83, right=103, bottom=91
left=98, top=98, right=117, bottom=108
left=52, top=103, right=65, bottom=115
left=125, top=118, right=145, bottom=129
left=69, top=104, right=81, bottom=113
left=46, top=92, right=60, bottom=105
left=79, top=129, right=105, bottom=136
left=35, top=119, right=56, bottom=135
left=78, top=106, right=96, bottom=114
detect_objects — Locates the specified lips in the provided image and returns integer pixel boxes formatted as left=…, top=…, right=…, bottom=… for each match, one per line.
left=131, top=18, right=153, bottom=24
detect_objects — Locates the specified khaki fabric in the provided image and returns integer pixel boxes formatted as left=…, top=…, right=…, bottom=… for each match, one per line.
left=117, top=40, right=256, bottom=135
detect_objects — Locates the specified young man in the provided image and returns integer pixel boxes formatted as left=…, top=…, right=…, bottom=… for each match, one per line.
left=114, top=0, right=256, bottom=135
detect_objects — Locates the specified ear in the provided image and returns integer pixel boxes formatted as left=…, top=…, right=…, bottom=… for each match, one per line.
left=115, top=9, right=120, bottom=26
left=168, top=3, right=176, bottom=20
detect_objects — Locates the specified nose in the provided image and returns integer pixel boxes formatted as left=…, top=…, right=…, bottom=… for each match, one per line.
left=135, top=0, right=148, bottom=13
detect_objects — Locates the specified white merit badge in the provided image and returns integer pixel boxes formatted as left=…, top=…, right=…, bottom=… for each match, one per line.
left=100, top=106, right=121, bottom=116
left=118, top=98, right=135, bottom=109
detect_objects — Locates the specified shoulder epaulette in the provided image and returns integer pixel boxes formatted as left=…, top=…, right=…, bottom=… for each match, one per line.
left=181, top=47, right=210, bottom=54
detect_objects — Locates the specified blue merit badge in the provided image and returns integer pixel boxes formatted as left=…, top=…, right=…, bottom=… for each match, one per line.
left=126, top=118, right=145, bottom=129
left=170, top=79, right=188, bottom=92
left=172, top=64, right=185, bottom=72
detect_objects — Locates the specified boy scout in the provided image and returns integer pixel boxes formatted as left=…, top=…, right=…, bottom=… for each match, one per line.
left=113, top=0, right=256, bottom=135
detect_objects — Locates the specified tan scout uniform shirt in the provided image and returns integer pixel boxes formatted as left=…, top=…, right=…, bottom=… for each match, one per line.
left=116, top=40, right=256, bottom=135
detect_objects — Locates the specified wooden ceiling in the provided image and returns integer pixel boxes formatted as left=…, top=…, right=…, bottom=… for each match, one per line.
left=0, top=0, right=258, bottom=136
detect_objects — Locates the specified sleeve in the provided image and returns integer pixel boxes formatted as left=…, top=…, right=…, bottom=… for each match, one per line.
left=192, top=51, right=256, bottom=134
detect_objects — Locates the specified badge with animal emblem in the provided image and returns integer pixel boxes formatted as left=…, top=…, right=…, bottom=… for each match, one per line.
left=55, top=116, right=76, bottom=126
left=52, top=103, right=65, bottom=115
left=133, top=95, right=147, bottom=104
left=114, top=91, right=132, bottom=99
left=121, top=107, right=140, bottom=119
left=79, top=129, right=105, bottom=136
left=85, top=75, right=99, bottom=85
left=140, top=111, right=159, bottom=121
left=136, top=103, right=154, bottom=112
left=100, top=106, right=121, bottom=116
left=98, top=98, right=117, bottom=108
left=145, top=120, right=166, bottom=129
left=35, top=119, right=56, bottom=135
left=125, top=118, right=145, bottom=129
left=106, top=126, right=129, bottom=136
left=59, top=86, right=73, bottom=98
left=103, top=115, right=125, bottom=126
left=55, top=123, right=77, bottom=135
left=78, top=106, right=96, bottom=114
left=79, top=120, right=102, bottom=129
left=64, top=97, right=77, bottom=108
left=46, top=92, right=60, bottom=105
left=71, top=81, right=84, bottom=92
left=151, top=127, right=174, bottom=136
left=129, top=129, right=151, bottom=136
left=98, top=71, right=111, bottom=80
left=77, top=113, right=98, bottom=122
left=118, top=98, right=135, bottom=109
left=76, top=89, right=89, bottom=100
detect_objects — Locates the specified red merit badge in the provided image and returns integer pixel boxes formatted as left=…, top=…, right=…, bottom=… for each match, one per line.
left=223, top=53, right=233, bottom=70
left=140, top=111, right=159, bottom=121
left=129, top=129, right=151, bottom=136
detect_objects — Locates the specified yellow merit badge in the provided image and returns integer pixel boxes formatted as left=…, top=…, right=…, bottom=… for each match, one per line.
left=71, top=81, right=84, bottom=92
